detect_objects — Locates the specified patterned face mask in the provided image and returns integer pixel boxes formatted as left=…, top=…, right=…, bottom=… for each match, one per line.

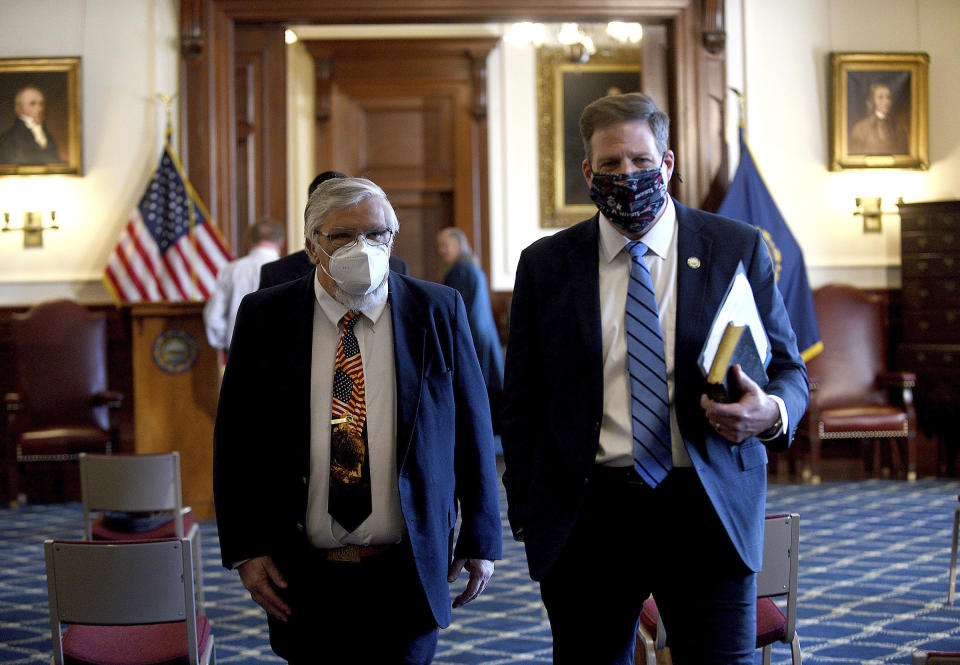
left=588, top=156, right=668, bottom=235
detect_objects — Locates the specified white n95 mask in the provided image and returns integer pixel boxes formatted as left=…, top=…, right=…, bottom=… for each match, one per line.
left=325, top=240, right=390, bottom=295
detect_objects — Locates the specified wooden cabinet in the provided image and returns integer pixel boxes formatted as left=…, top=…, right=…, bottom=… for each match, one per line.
left=897, top=200, right=960, bottom=473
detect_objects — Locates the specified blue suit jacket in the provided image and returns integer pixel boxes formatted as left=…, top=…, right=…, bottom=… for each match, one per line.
left=214, top=271, right=502, bottom=632
left=501, top=201, right=808, bottom=579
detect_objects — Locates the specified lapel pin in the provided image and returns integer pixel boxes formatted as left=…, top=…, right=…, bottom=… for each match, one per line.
left=687, top=257, right=701, bottom=269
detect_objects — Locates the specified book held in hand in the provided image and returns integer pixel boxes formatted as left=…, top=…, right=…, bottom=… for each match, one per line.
left=697, top=262, right=771, bottom=402
left=704, top=322, right=769, bottom=402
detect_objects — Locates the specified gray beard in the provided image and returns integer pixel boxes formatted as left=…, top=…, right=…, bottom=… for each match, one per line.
left=333, top=273, right=389, bottom=310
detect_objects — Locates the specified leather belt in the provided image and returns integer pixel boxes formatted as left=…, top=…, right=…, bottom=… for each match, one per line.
left=320, top=543, right=393, bottom=563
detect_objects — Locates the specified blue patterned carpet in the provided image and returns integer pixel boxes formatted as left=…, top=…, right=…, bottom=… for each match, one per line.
left=3, top=478, right=960, bottom=664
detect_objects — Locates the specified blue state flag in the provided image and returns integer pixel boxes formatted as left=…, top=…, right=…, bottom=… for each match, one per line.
left=718, top=128, right=822, bottom=362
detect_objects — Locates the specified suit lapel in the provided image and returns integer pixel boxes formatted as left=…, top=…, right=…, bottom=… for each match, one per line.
left=291, top=273, right=319, bottom=472
left=674, top=201, right=712, bottom=400
left=569, top=217, right=603, bottom=371
left=388, top=273, right=426, bottom=472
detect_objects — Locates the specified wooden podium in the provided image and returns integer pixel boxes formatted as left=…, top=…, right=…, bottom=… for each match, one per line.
left=130, top=302, right=218, bottom=519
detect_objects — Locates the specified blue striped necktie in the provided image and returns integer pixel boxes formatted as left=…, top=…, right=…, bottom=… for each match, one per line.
left=625, top=241, right=672, bottom=487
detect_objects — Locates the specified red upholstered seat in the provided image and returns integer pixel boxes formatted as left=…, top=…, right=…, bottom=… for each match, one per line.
left=755, top=597, right=787, bottom=647
left=63, top=617, right=212, bottom=665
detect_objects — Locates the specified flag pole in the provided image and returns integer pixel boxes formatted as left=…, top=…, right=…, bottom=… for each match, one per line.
left=158, top=93, right=199, bottom=301
left=730, top=86, right=746, bottom=133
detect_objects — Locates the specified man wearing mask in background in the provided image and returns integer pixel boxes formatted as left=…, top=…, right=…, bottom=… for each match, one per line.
left=214, top=177, right=501, bottom=664
left=501, top=92, right=808, bottom=663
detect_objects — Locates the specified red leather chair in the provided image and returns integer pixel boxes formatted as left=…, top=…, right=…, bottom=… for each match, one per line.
left=798, top=284, right=917, bottom=483
left=4, top=299, right=121, bottom=506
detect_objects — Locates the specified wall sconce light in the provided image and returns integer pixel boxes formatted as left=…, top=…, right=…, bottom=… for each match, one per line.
left=2, top=210, right=59, bottom=248
left=853, top=197, right=903, bottom=233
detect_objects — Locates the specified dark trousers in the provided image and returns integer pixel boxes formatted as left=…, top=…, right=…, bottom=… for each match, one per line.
left=271, top=540, right=439, bottom=664
left=539, top=467, right=756, bottom=665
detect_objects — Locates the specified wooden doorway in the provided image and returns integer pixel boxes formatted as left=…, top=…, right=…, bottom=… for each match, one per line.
left=179, top=0, right=727, bottom=271
left=308, top=39, right=496, bottom=280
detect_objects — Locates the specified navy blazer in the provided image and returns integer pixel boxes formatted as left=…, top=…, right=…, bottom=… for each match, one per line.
left=214, top=271, right=502, bottom=629
left=501, top=200, right=808, bottom=579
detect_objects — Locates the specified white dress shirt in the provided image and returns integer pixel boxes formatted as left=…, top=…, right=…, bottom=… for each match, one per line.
left=20, top=114, right=49, bottom=149
left=307, top=276, right=405, bottom=548
left=596, top=199, right=690, bottom=467
left=595, top=199, right=786, bottom=469
left=203, top=245, right=280, bottom=350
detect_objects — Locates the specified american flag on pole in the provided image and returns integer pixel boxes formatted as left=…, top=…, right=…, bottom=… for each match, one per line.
left=103, top=142, right=232, bottom=303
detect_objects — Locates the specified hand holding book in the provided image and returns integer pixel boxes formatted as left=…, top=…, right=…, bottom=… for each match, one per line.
left=697, top=262, right=771, bottom=403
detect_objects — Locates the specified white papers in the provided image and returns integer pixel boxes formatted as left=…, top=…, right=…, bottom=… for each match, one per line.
left=697, top=262, right=770, bottom=377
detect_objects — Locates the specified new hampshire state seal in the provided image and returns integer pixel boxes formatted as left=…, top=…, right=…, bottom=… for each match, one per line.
left=152, top=328, right=199, bottom=374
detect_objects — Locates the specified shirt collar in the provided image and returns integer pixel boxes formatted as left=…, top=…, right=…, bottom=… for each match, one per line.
left=598, top=196, right=676, bottom=264
left=19, top=115, right=41, bottom=130
left=313, top=272, right=388, bottom=327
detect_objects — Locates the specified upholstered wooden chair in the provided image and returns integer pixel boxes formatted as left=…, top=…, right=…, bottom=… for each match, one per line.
left=4, top=299, right=122, bottom=506
left=636, top=513, right=802, bottom=665
left=44, top=536, right=214, bottom=665
left=798, top=284, right=917, bottom=483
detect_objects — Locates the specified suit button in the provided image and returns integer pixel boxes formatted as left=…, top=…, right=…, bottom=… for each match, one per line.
left=302, top=476, right=308, bottom=485
left=295, top=522, right=304, bottom=532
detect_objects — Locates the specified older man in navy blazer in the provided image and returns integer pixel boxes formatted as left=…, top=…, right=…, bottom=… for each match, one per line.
left=501, top=93, right=808, bottom=664
left=215, top=177, right=501, bottom=664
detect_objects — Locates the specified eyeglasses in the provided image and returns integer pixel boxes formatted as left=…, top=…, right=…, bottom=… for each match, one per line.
left=315, top=227, right=395, bottom=249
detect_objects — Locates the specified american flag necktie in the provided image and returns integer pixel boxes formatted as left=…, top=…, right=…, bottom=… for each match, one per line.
left=328, top=310, right=372, bottom=532
left=625, top=241, right=673, bottom=487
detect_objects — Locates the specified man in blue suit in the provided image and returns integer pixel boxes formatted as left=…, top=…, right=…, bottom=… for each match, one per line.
left=215, top=177, right=501, bottom=664
left=501, top=93, right=808, bottom=664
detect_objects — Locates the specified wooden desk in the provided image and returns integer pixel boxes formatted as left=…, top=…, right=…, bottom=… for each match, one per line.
left=130, top=302, right=218, bottom=519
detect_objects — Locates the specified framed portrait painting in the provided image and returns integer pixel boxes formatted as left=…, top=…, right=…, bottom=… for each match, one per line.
left=0, top=57, right=82, bottom=175
left=537, top=46, right=643, bottom=227
left=829, top=52, right=928, bottom=171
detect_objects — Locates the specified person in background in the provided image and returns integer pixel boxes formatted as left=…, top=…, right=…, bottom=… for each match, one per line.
left=849, top=82, right=908, bottom=155
left=259, top=171, right=408, bottom=289
left=214, top=177, right=501, bottom=664
left=436, top=227, right=504, bottom=439
left=500, top=92, right=808, bottom=664
left=203, top=218, right=285, bottom=359
left=0, top=86, right=62, bottom=165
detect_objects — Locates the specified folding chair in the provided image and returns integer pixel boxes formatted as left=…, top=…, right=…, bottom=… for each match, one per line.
left=636, top=513, right=802, bottom=665
left=79, top=452, right=204, bottom=607
left=949, top=494, right=960, bottom=604
left=44, top=537, right=214, bottom=665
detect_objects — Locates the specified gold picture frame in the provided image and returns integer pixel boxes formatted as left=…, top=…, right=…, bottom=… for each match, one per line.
left=829, top=52, right=928, bottom=171
left=537, top=46, right=643, bottom=228
left=0, top=57, right=82, bottom=175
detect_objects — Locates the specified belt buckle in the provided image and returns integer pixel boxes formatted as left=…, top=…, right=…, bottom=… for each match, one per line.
left=327, top=544, right=362, bottom=563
